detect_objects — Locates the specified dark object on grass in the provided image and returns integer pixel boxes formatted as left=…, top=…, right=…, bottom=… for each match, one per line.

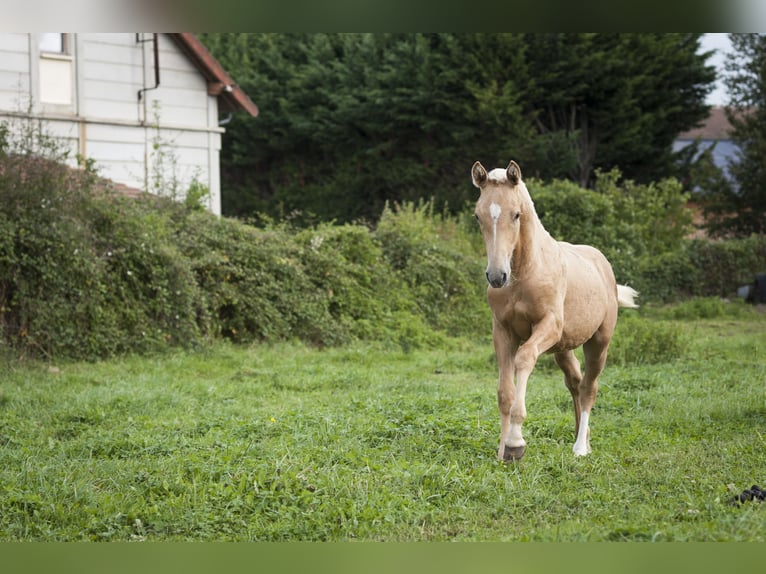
left=730, top=484, right=765, bottom=506
left=737, top=274, right=766, bottom=304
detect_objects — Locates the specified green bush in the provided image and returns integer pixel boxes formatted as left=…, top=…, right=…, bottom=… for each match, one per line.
left=295, top=223, right=398, bottom=341
left=646, top=297, right=760, bottom=321
left=608, top=313, right=689, bottom=365
left=533, top=177, right=623, bottom=252
left=633, top=236, right=766, bottom=302
left=0, top=158, right=204, bottom=359
left=527, top=170, right=693, bottom=287
left=374, top=201, right=489, bottom=339
left=176, top=199, right=490, bottom=351
left=633, top=249, right=699, bottom=303
left=685, top=236, right=766, bottom=298
left=0, top=117, right=205, bottom=359
left=0, top=134, right=489, bottom=359
left=516, top=170, right=766, bottom=303
left=88, top=198, right=203, bottom=354
left=1, top=116, right=762, bottom=361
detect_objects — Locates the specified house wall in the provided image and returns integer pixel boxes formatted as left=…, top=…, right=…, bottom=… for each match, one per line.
left=0, top=33, right=224, bottom=214
left=0, top=33, right=32, bottom=111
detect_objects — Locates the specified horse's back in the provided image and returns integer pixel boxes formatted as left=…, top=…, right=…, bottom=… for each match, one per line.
left=555, top=242, right=618, bottom=349
left=561, top=243, right=617, bottom=288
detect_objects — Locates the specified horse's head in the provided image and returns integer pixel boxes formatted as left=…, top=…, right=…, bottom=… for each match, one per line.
left=471, top=160, right=527, bottom=288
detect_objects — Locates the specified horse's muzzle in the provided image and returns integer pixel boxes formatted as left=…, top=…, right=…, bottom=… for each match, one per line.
left=486, top=270, right=508, bottom=288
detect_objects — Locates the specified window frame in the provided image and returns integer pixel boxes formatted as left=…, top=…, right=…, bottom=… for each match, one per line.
left=39, top=33, right=71, bottom=57
left=35, top=33, right=76, bottom=113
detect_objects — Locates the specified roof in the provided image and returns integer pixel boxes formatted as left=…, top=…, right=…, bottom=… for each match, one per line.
left=678, top=106, right=732, bottom=140
left=170, top=33, right=259, bottom=117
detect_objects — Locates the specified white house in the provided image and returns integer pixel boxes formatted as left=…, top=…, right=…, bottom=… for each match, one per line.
left=0, top=33, right=258, bottom=215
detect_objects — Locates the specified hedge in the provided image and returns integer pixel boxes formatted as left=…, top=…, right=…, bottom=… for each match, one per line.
left=1, top=140, right=762, bottom=360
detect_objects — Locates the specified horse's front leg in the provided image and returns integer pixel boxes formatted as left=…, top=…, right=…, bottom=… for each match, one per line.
left=493, top=321, right=519, bottom=461
left=505, top=313, right=563, bottom=461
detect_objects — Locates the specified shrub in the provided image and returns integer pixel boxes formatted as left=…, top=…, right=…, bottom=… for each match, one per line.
left=374, top=201, right=490, bottom=339
left=648, top=297, right=760, bottom=321
left=632, top=249, right=699, bottom=303
left=634, top=235, right=766, bottom=302
left=533, top=178, right=623, bottom=252
left=173, top=213, right=341, bottom=345
left=502, top=170, right=766, bottom=304
left=87, top=197, right=203, bottom=354
left=172, top=211, right=453, bottom=350
left=0, top=116, right=205, bottom=359
left=0, top=165, right=204, bottom=359
left=1, top=114, right=761, bottom=360
left=294, top=223, right=418, bottom=343
left=685, top=236, right=766, bottom=298
left=608, top=313, right=689, bottom=365
left=594, top=169, right=693, bottom=257
left=528, top=169, right=693, bottom=287
left=0, top=139, right=492, bottom=359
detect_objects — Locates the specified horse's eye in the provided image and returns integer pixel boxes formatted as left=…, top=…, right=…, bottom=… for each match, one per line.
left=474, top=213, right=480, bottom=222
left=514, top=211, right=521, bottom=221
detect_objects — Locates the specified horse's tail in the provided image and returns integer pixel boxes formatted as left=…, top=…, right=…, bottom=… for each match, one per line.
left=617, top=285, right=639, bottom=309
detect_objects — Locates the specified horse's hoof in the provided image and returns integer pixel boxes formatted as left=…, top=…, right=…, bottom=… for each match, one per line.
left=502, top=445, right=526, bottom=461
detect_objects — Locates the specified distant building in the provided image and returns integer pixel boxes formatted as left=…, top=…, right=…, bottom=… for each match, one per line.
left=674, top=106, right=737, bottom=184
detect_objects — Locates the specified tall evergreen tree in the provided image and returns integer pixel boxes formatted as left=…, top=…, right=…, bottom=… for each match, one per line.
left=521, top=33, right=714, bottom=187
left=202, top=33, right=534, bottom=221
left=705, top=33, right=766, bottom=236
left=201, top=33, right=715, bottom=223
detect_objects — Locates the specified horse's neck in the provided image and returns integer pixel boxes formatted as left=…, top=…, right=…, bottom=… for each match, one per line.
left=515, top=206, right=559, bottom=276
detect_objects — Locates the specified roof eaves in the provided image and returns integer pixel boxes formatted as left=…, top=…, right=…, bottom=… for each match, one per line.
left=678, top=106, right=732, bottom=141
left=169, top=33, right=259, bottom=117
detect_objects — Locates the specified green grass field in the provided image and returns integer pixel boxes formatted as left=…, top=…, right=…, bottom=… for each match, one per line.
left=0, top=307, right=764, bottom=541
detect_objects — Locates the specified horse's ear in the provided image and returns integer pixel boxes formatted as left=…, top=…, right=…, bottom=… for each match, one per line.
left=471, top=161, right=487, bottom=189
left=507, top=160, right=522, bottom=185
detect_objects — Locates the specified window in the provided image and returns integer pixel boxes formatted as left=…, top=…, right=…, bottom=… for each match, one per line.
left=38, top=33, right=74, bottom=108
left=39, top=33, right=68, bottom=54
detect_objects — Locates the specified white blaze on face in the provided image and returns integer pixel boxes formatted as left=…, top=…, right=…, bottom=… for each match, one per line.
left=489, top=202, right=501, bottom=244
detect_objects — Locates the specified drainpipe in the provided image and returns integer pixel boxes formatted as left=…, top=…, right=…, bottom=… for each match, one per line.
left=137, top=33, right=160, bottom=195
left=137, top=33, right=160, bottom=101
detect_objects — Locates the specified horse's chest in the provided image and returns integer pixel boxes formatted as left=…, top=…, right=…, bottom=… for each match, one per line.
left=508, top=314, right=533, bottom=342
left=498, top=306, right=578, bottom=351
left=489, top=296, right=535, bottom=341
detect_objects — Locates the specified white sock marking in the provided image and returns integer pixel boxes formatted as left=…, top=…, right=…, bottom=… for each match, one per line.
left=573, top=411, right=590, bottom=456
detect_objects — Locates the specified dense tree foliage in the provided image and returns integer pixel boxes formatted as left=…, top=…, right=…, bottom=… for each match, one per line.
left=200, top=33, right=714, bottom=223
left=703, top=33, right=766, bottom=237
left=521, top=34, right=714, bottom=186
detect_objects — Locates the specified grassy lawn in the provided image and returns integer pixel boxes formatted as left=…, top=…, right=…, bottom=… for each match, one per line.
left=0, top=312, right=764, bottom=541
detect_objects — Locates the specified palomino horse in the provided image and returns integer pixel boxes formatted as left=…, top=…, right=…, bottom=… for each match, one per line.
left=471, top=160, right=638, bottom=460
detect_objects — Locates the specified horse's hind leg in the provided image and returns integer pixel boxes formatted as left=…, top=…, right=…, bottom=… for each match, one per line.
left=555, top=350, right=583, bottom=439
left=573, top=333, right=611, bottom=456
